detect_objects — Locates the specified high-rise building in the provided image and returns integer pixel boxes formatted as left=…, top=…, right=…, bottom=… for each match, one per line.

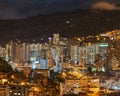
left=87, top=44, right=95, bottom=64
left=53, top=33, right=59, bottom=45
left=71, top=46, right=79, bottom=63
left=79, top=46, right=87, bottom=66
left=15, top=43, right=27, bottom=63
left=0, top=46, right=6, bottom=59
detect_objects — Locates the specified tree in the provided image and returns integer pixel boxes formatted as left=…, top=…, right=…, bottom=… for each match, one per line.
left=0, top=57, right=13, bottom=72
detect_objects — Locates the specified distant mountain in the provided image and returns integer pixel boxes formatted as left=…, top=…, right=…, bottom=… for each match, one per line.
left=0, top=9, right=120, bottom=44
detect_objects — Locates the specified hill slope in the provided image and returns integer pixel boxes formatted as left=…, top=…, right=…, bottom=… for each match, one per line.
left=0, top=10, right=120, bottom=43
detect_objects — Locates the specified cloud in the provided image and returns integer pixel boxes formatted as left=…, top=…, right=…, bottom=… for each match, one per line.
left=91, top=2, right=120, bottom=10
left=0, top=5, right=23, bottom=19
left=0, top=0, right=85, bottom=19
left=0, top=0, right=120, bottom=19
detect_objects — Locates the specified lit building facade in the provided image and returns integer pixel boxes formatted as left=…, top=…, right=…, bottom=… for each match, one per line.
left=53, top=33, right=59, bottom=45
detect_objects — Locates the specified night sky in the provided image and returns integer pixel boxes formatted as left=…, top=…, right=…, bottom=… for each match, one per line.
left=0, top=0, right=120, bottom=19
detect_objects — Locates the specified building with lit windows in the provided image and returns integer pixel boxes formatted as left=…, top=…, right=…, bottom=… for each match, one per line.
left=71, top=46, right=79, bottom=63
left=53, top=33, right=59, bottom=45
left=79, top=46, right=87, bottom=66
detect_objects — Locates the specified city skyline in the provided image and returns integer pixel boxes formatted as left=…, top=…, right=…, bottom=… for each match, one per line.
left=1, top=1, right=120, bottom=96
left=0, top=32, right=120, bottom=95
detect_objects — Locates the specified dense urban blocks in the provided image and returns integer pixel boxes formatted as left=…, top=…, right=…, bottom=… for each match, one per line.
left=0, top=32, right=120, bottom=95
